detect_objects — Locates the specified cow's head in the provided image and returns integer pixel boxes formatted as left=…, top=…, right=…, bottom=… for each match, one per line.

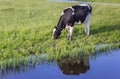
left=52, top=26, right=61, bottom=39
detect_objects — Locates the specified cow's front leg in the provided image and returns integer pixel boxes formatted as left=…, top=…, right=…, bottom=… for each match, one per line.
left=69, top=27, right=73, bottom=40
left=66, top=26, right=73, bottom=41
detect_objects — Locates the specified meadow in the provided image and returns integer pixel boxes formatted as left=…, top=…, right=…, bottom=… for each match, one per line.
left=0, top=0, right=120, bottom=69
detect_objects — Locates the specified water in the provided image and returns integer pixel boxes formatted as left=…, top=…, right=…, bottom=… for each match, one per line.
left=0, top=49, right=120, bottom=79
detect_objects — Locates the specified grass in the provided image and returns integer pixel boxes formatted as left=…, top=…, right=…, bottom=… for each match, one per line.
left=0, top=0, right=120, bottom=69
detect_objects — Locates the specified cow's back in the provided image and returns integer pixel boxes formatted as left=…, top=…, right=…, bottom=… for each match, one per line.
left=71, top=5, right=91, bottom=23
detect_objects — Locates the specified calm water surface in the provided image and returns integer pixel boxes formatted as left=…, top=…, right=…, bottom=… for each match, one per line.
left=0, top=49, right=120, bottom=79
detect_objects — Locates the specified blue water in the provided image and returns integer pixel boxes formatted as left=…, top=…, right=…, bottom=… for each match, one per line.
left=0, top=49, right=120, bottom=79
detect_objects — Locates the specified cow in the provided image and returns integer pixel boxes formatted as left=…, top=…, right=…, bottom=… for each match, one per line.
left=52, top=3, right=92, bottom=41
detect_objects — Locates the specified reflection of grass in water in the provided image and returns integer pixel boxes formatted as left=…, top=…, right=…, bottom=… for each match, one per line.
left=0, top=55, right=45, bottom=70
left=0, top=0, right=120, bottom=69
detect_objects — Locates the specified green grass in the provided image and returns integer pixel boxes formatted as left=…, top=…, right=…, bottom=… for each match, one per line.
left=0, top=0, right=120, bottom=69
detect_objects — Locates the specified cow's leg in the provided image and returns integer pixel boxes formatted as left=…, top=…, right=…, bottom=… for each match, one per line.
left=69, top=26, right=73, bottom=40
left=84, top=14, right=91, bottom=36
left=84, top=24, right=87, bottom=34
left=87, top=21, right=90, bottom=36
left=66, top=25, right=73, bottom=41
left=84, top=21, right=90, bottom=36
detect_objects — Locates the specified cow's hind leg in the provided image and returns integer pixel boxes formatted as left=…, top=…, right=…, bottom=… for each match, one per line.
left=84, top=21, right=90, bottom=36
left=84, top=24, right=87, bottom=34
left=84, top=14, right=91, bottom=36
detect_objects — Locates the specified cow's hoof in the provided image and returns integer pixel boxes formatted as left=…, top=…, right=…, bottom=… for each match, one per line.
left=86, top=34, right=90, bottom=38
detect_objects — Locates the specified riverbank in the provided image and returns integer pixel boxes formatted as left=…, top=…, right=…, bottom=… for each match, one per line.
left=1, top=49, right=120, bottom=79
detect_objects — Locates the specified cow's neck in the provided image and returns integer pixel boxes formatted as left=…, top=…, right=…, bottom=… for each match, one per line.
left=57, top=16, right=66, bottom=30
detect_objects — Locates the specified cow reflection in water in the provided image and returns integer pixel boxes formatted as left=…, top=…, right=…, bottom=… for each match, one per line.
left=57, top=56, right=89, bottom=75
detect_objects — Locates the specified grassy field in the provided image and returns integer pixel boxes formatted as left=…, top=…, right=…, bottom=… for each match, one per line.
left=0, top=0, right=120, bottom=69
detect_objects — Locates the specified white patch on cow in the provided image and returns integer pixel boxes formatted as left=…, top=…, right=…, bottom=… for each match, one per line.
left=61, top=11, right=64, bottom=15
left=52, top=28, right=56, bottom=39
left=66, top=7, right=74, bottom=15
left=75, top=21, right=81, bottom=25
left=72, top=12, right=74, bottom=15
left=64, top=7, right=73, bottom=11
left=69, top=7, right=75, bottom=11
left=53, top=28, right=56, bottom=34
left=83, top=13, right=91, bottom=36
left=66, top=25, right=70, bottom=30
left=69, top=7, right=75, bottom=15
left=79, top=3, right=91, bottom=10
left=64, top=7, right=74, bottom=15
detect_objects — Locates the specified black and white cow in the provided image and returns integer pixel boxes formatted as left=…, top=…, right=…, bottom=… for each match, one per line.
left=52, top=3, right=92, bottom=40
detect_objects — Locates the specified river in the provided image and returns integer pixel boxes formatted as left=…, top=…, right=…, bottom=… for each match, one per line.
left=0, top=49, right=120, bottom=79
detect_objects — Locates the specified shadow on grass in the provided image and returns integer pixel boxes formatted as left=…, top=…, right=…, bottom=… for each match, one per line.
left=90, top=23, right=120, bottom=35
